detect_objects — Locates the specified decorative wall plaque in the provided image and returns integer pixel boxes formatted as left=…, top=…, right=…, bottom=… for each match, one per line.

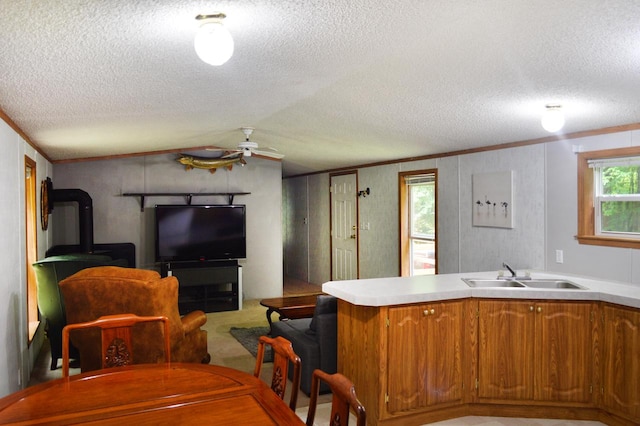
left=472, top=171, right=514, bottom=228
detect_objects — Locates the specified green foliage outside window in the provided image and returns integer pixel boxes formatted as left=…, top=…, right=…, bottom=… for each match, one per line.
left=601, top=166, right=640, bottom=233
left=410, top=183, right=435, bottom=237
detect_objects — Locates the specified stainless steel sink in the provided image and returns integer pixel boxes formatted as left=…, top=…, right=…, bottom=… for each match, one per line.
left=520, top=279, right=586, bottom=290
left=461, top=277, right=587, bottom=290
left=462, top=278, right=526, bottom=288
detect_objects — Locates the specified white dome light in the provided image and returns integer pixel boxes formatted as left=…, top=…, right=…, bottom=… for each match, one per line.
left=194, top=14, right=234, bottom=66
left=541, top=104, right=565, bottom=133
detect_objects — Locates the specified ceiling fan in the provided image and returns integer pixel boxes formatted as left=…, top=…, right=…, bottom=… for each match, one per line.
left=235, top=127, right=284, bottom=159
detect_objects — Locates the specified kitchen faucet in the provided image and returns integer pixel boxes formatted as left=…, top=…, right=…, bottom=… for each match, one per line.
left=503, top=262, right=517, bottom=278
left=501, top=262, right=531, bottom=280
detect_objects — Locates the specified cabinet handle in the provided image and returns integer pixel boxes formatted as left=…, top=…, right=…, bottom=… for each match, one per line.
left=529, top=306, right=534, bottom=312
left=423, top=308, right=435, bottom=316
left=537, top=306, right=543, bottom=313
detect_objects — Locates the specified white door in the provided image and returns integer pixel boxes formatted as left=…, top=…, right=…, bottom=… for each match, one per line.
left=331, top=173, right=358, bottom=280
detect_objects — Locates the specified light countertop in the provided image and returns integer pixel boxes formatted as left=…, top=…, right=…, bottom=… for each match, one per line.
left=322, top=271, right=640, bottom=309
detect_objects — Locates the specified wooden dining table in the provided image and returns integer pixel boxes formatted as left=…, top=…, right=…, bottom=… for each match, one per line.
left=0, top=363, right=305, bottom=425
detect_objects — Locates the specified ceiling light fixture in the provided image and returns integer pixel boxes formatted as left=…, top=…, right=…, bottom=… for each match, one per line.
left=194, top=13, right=234, bottom=66
left=541, top=104, right=565, bottom=133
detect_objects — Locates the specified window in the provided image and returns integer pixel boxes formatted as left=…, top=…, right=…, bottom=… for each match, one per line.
left=25, top=156, right=39, bottom=342
left=578, top=146, right=640, bottom=249
left=399, top=170, right=437, bottom=276
left=592, top=157, right=640, bottom=236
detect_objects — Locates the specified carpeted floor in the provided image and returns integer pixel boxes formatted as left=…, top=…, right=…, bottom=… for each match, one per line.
left=202, top=299, right=331, bottom=410
left=229, top=326, right=273, bottom=361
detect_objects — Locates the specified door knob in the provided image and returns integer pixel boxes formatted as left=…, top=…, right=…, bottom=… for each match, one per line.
left=350, top=234, right=357, bottom=239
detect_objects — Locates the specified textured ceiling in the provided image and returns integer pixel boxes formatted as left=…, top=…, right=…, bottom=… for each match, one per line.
left=1, top=0, right=640, bottom=176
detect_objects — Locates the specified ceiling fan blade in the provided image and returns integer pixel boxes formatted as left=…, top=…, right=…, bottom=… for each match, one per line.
left=220, top=150, right=243, bottom=158
left=235, top=127, right=284, bottom=160
left=260, top=146, right=280, bottom=153
left=253, top=149, right=284, bottom=159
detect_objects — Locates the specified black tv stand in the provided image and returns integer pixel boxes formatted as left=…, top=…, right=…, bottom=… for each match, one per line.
left=160, top=260, right=242, bottom=314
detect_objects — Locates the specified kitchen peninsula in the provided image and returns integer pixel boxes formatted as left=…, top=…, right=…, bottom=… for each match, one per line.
left=323, top=271, right=640, bottom=426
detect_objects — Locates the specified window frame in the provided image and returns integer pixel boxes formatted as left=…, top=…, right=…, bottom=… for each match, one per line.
left=399, top=169, right=437, bottom=276
left=577, top=146, right=640, bottom=249
left=25, top=156, right=40, bottom=343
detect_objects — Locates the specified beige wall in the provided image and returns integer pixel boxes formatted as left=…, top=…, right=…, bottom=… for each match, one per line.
left=0, top=119, right=52, bottom=397
left=52, top=153, right=283, bottom=301
left=284, top=131, right=640, bottom=286
left=545, top=130, right=640, bottom=281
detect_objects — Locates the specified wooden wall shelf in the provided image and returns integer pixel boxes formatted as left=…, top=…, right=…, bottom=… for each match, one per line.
left=122, top=192, right=250, bottom=211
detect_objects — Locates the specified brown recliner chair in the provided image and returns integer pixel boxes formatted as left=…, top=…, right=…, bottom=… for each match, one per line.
left=59, top=266, right=210, bottom=372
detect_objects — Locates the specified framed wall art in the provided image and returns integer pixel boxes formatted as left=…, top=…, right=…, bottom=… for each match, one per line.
left=472, top=170, right=514, bottom=228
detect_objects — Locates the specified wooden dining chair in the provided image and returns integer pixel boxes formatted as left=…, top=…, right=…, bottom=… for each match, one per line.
left=306, top=369, right=366, bottom=426
left=253, top=335, right=302, bottom=411
left=61, top=313, right=170, bottom=377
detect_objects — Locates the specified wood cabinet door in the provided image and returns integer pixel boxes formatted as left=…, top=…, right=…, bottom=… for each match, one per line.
left=602, top=304, right=640, bottom=421
left=533, top=302, right=594, bottom=403
left=477, top=300, right=535, bottom=401
left=387, top=300, right=464, bottom=413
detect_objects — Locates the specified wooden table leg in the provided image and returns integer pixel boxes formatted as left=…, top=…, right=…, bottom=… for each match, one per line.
left=265, top=308, right=275, bottom=333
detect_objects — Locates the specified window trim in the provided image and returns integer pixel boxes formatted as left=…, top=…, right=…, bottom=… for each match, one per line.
left=399, top=169, right=437, bottom=276
left=25, top=156, right=40, bottom=343
left=577, top=146, right=640, bottom=249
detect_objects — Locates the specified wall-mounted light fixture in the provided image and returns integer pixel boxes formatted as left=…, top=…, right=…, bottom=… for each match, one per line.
left=194, top=13, right=234, bottom=66
left=358, top=188, right=370, bottom=197
left=541, top=104, right=565, bottom=133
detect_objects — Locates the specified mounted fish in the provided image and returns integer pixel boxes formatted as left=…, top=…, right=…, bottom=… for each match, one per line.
left=176, top=152, right=246, bottom=173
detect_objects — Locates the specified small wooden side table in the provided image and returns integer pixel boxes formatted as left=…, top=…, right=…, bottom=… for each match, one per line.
left=260, top=293, right=322, bottom=332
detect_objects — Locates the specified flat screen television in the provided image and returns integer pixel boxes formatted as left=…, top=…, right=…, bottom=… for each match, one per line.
left=155, top=204, right=246, bottom=262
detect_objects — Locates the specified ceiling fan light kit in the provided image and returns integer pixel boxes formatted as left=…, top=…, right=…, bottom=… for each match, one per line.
left=541, top=104, right=565, bottom=133
left=201, top=127, right=284, bottom=160
left=194, top=13, right=234, bottom=66
left=236, top=127, right=285, bottom=159
left=238, top=141, right=258, bottom=157
left=238, top=127, right=256, bottom=156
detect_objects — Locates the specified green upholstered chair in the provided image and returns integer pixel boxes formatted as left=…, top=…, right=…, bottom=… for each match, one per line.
left=32, top=254, right=128, bottom=370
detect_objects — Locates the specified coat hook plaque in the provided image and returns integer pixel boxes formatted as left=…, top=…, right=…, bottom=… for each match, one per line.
left=357, top=188, right=370, bottom=197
